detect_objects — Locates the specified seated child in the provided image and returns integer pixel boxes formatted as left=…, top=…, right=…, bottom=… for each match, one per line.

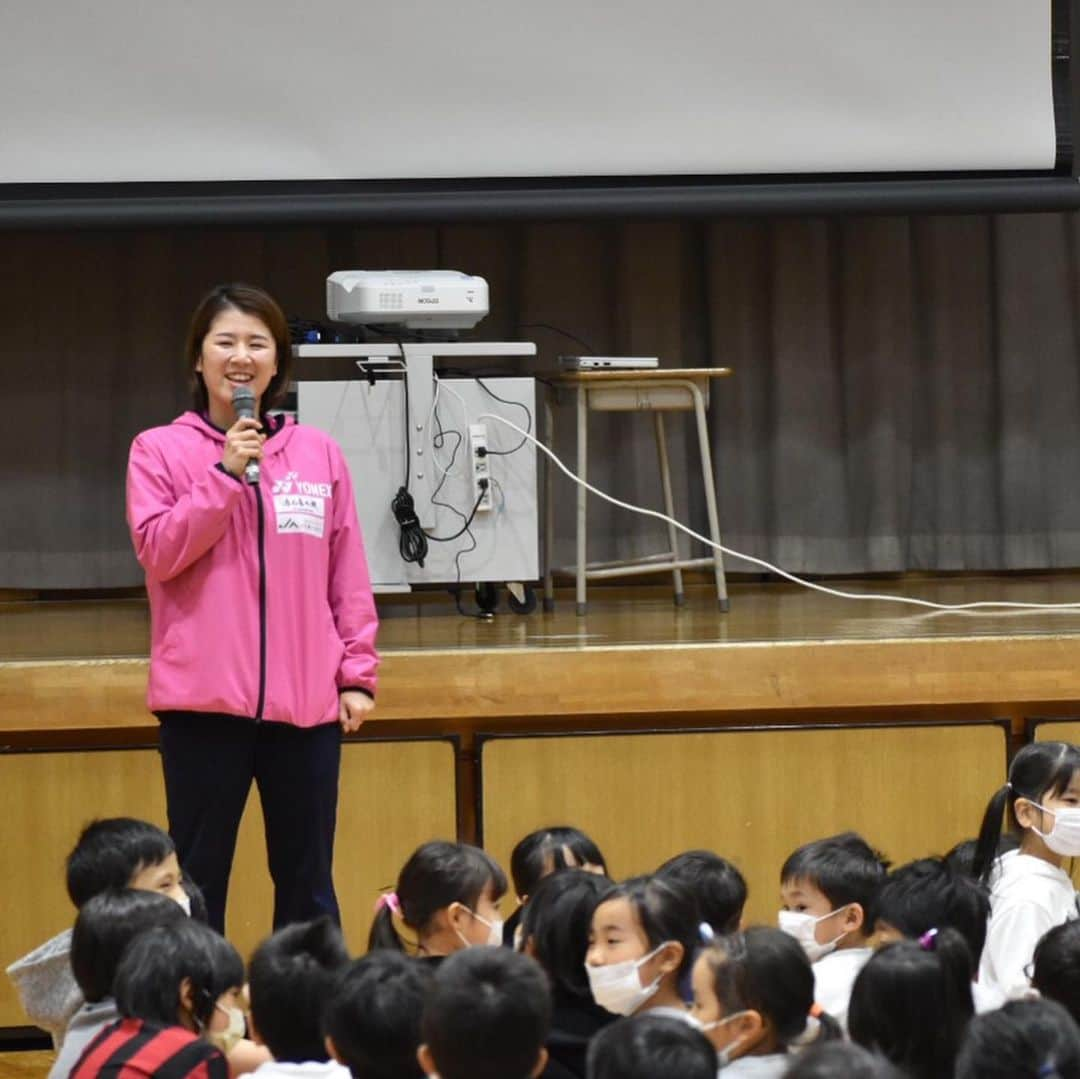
left=585, top=876, right=698, bottom=1021
left=6, top=817, right=192, bottom=1046
left=691, top=927, right=839, bottom=1078
left=955, top=998, right=1080, bottom=1079
left=586, top=1015, right=716, bottom=1079
left=1032, top=920, right=1080, bottom=1027
left=848, top=928, right=974, bottom=1079
left=505, top=828, right=608, bottom=947
left=71, top=920, right=243, bottom=1079
left=418, top=947, right=551, bottom=1079
left=369, top=840, right=508, bottom=963
left=247, top=916, right=351, bottom=1078
left=518, top=868, right=615, bottom=1078
left=779, top=832, right=889, bottom=1032
left=324, top=951, right=432, bottom=1079
left=50, top=890, right=187, bottom=1079
left=873, top=856, right=997, bottom=1011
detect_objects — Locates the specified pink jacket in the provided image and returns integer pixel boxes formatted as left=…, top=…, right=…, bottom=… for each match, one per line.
left=126, top=412, right=379, bottom=727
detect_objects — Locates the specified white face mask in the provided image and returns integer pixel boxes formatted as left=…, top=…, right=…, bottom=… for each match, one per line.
left=778, top=908, right=849, bottom=962
left=206, top=1004, right=246, bottom=1055
left=1028, top=800, right=1080, bottom=857
left=175, top=891, right=192, bottom=917
left=454, top=907, right=504, bottom=949
left=585, top=943, right=669, bottom=1016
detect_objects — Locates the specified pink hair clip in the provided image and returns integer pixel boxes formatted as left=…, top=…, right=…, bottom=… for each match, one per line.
left=374, top=891, right=401, bottom=915
left=919, top=928, right=939, bottom=951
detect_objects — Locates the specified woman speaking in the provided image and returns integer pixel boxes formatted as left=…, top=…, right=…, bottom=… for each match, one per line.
left=126, top=282, right=378, bottom=933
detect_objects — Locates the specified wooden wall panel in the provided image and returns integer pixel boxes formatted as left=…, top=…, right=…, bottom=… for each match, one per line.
left=0, top=739, right=456, bottom=1030
left=481, top=725, right=1006, bottom=927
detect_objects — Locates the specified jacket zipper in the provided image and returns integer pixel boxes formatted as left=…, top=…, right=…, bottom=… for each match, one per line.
left=254, top=485, right=268, bottom=722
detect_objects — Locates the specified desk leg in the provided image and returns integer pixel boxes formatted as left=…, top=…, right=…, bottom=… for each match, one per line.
left=543, top=396, right=556, bottom=612
left=654, top=413, right=685, bottom=607
left=576, top=387, right=588, bottom=616
left=691, top=385, right=730, bottom=611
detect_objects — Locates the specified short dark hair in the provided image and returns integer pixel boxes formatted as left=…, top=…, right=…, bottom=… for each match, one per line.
left=655, top=849, right=747, bottom=936
left=595, top=875, right=699, bottom=977
left=700, top=928, right=825, bottom=1049
left=586, top=1015, right=716, bottom=1079
left=520, top=868, right=612, bottom=1001
left=324, top=952, right=431, bottom=1079
left=249, top=916, right=350, bottom=1064
left=956, top=999, right=1080, bottom=1079
left=185, top=283, right=293, bottom=415
left=71, top=889, right=187, bottom=1002
left=1033, top=921, right=1080, bottom=1028
left=783, top=1042, right=907, bottom=1079
left=421, top=948, right=551, bottom=1079
left=66, top=818, right=175, bottom=908
left=510, top=827, right=607, bottom=899
left=848, top=929, right=974, bottom=1079
left=370, top=841, right=508, bottom=952
left=114, top=921, right=243, bottom=1028
left=781, top=832, right=890, bottom=928
left=875, top=857, right=990, bottom=965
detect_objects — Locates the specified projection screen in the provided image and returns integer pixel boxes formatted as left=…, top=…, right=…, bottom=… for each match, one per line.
left=0, top=0, right=1072, bottom=223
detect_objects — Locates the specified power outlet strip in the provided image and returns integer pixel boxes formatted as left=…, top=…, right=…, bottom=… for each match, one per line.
left=469, top=423, right=493, bottom=512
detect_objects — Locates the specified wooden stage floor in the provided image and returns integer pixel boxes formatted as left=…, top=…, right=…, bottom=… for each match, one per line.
left=5, top=573, right=1080, bottom=740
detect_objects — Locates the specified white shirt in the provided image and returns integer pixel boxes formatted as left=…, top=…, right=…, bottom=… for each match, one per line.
left=979, top=850, right=1078, bottom=1001
left=251, top=1062, right=351, bottom=1079
left=719, top=1054, right=790, bottom=1078
left=811, top=947, right=873, bottom=1033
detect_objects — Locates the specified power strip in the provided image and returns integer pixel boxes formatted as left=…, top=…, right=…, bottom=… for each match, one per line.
left=469, top=423, right=493, bottom=512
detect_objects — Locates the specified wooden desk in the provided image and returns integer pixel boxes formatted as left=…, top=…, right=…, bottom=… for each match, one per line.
left=544, top=368, right=733, bottom=614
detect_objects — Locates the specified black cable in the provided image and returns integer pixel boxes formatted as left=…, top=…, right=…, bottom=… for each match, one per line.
left=425, top=487, right=487, bottom=542
left=518, top=322, right=597, bottom=355
left=392, top=487, right=428, bottom=567
left=474, top=376, right=532, bottom=456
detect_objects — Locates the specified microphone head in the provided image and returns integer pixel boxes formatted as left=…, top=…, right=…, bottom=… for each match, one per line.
left=231, top=384, right=256, bottom=419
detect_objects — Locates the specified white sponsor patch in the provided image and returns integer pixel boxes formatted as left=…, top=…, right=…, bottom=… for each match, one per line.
left=274, top=493, right=326, bottom=538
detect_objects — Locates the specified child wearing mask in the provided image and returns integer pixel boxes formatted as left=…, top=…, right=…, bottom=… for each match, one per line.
left=971, top=741, right=1080, bottom=1001
left=71, top=921, right=243, bottom=1079
left=691, top=927, right=839, bottom=1077
left=585, top=876, right=697, bottom=1021
left=247, top=917, right=351, bottom=1078
left=848, top=928, right=974, bottom=1079
left=368, top=841, right=507, bottom=964
left=778, top=832, right=889, bottom=1032
left=6, top=817, right=197, bottom=1047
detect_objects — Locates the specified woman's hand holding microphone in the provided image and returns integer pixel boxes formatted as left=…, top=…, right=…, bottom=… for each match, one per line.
left=222, top=417, right=266, bottom=480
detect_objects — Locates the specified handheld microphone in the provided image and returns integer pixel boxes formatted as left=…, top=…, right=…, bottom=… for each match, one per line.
left=231, top=385, right=261, bottom=486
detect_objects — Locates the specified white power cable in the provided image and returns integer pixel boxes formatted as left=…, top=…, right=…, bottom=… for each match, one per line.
left=476, top=412, right=1080, bottom=614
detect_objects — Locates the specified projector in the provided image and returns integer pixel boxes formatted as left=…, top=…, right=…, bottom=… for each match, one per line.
left=326, top=270, right=489, bottom=330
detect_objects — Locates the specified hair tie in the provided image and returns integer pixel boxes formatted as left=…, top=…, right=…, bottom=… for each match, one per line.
left=374, top=891, right=401, bottom=915
left=919, top=929, right=939, bottom=951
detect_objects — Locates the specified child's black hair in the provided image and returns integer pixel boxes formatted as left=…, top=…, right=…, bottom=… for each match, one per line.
left=71, top=888, right=187, bottom=1002
left=369, top=840, right=507, bottom=952
left=113, top=920, right=243, bottom=1028
left=1033, top=921, right=1080, bottom=1028
left=780, top=831, right=890, bottom=929
left=943, top=834, right=1020, bottom=878
left=783, top=1042, right=907, bottom=1079
left=655, top=849, right=747, bottom=936
left=324, top=952, right=432, bottom=1079
left=510, top=827, right=607, bottom=899
left=956, top=998, right=1080, bottom=1079
left=874, top=857, right=991, bottom=966
left=520, top=868, right=612, bottom=1002
left=421, top=947, right=551, bottom=1079
left=248, top=916, right=350, bottom=1063
left=971, top=742, right=1080, bottom=886
left=586, top=1014, right=717, bottom=1079
left=700, top=927, right=840, bottom=1050
left=848, top=928, right=974, bottom=1079
left=596, top=875, right=699, bottom=978
left=66, top=818, right=176, bottom=908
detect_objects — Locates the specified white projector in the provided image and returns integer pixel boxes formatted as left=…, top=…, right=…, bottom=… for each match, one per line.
left=326, top=270, right=489, bottom=330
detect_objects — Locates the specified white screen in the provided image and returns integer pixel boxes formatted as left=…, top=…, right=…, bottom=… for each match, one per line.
left=0, top=1, right=1056, bottom=184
